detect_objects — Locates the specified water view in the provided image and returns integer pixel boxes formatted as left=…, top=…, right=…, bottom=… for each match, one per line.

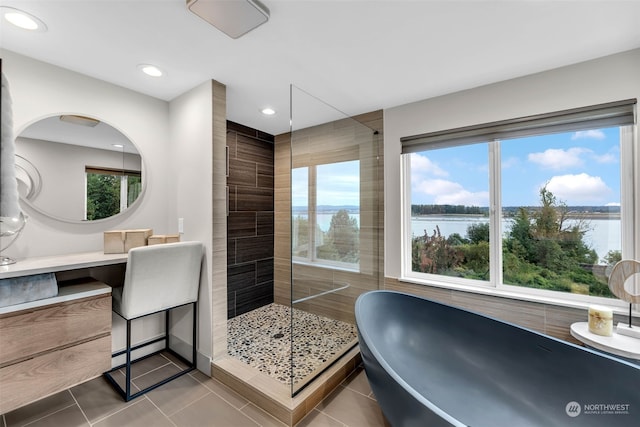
left=411, top=215, right=620, bottom=261
left=309, top=211, right=620, bottom=262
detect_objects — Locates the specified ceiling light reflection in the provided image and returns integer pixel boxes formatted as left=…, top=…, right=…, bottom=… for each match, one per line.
left=1, top=7, right=47, bottom=31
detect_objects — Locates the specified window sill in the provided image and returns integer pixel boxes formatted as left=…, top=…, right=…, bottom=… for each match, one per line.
left=292, top=259, right=360, bottom=274
left=398, top=275, right=639, bottom=318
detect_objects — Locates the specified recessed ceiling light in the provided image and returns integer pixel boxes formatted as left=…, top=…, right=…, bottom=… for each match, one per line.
left=1, top=6, right=47, bottom=32
left=261, top=107, right=276, bottom=116
left=112, top=144, right=124, bottom=148
left=138, top=64, right=164, bottom=77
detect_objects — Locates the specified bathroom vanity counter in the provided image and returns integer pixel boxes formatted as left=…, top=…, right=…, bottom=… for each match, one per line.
left=0, top=251, right=127, bottom=279
left=0, top=252, right=122, bottom=414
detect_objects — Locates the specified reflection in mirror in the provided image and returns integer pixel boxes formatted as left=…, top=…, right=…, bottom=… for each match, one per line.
left=16, top=115, right=143, bottom=222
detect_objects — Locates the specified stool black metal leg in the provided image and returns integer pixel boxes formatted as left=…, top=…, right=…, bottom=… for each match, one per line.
left=192, top=301, right=197, bottom=369
left=105, top=302, right=198, bottom=402
left=126, top=319, right=132, bottom=401
left=165, top=308, right=170, bottom=351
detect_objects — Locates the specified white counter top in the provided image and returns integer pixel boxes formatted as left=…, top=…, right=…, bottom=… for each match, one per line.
left=0, top=251, right=127, bottom=279
left=0, top=281, right=112, bottom=315
left=570, top=321, right=640, bottom=361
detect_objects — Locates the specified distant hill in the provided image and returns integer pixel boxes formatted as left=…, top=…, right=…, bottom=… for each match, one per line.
left=410, top=204, right=620, bottom=216
left=293, top=205, right=359, bottom=215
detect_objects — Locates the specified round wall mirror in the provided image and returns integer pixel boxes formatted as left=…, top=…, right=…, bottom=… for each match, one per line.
left=15, top=114, right=144, bottom=222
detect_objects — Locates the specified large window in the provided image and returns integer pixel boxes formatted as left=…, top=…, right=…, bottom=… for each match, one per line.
left=402, top=100, right=636, bottom=304
left=292, top=160, right=360, bottom=269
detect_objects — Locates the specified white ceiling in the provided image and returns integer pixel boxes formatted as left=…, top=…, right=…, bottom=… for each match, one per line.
left=19, top=115, right=138, bottom=154
left=1, top=0, right=640, bottom=136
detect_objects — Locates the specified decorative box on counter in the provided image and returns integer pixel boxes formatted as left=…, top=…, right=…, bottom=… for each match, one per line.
left=104, top=229, right=153, bottom=254
left=148, top=234, right=181, bottom=245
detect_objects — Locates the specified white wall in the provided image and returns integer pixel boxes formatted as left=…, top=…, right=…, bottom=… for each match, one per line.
left=1, top=49, right=171, bottom=257
left=2, top=49, right=215, bottom=372
left=384, top=48, right=640, bottom=279
left=168, top=80, right=214, bottom=367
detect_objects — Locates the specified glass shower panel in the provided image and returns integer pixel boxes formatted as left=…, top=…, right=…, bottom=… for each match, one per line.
left=290, top=85, right=381, bottom=395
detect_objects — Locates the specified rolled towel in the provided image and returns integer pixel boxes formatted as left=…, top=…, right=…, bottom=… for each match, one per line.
left=0, top=273, right=58, bottom=307
left=1, top=70, right=20, bottom=219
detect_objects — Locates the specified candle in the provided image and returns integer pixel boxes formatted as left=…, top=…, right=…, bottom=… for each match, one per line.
left=588, top=305, right=613, bottom=337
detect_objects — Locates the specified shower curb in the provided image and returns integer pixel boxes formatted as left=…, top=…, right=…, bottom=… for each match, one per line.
left=211, top=346, right=361, bottom=426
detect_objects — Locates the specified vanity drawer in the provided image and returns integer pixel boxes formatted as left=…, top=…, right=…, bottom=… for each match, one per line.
left=0, top=294, right=111, bottom=366
left=0, top=334, right=111, bottom=414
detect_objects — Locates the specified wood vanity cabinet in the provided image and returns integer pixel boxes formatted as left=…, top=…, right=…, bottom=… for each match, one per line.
left=0, top=281, right=112, bottom=414
left=0, top=253, right=125, bottom=415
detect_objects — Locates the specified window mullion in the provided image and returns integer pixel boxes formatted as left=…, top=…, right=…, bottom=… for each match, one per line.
left=621, top=125, right=639, bottom=309
left=120, top=176, right=128, bottom=212
left=401, top=154, right=412, bottom=278
left=489, top=140, right=502, bottom=288
left=309, top=165, right=318, bottom=262
left=84, top=172, right=88, bottom=221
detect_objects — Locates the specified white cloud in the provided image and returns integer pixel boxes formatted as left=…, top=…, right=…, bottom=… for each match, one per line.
left=411, top=153, right=448, bottom=177
left=571, top=130, right=605, bottom=140
left=592, top=153, right=617, bottom=164
left=413, top=178, right=461, bottom=195
left=605, top=202, right=620, bottom=207
left=545, top=173, right=612, bottom=204
left=410, top=153, right=488, bottom=206
left=528, top=147, right=590, bottom=170
left=413, top=179, right=488, bottom=206
left=436, top=189, right=489, bottom=206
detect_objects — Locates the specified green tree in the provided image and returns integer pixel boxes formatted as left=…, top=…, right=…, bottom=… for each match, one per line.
left=86, top=173, right=120, bottom=220
left=317, top=209, right=359, bottom=263
left=467, top=222, right=490, bottom=244
left=411, top=185, right=614, bottom=297
left=505, top=208, right=535, bottom=261
left=503, top=185, right=611, bottom=297
left=292, top=216, right=310, bottom=257
left=532, top=185, right=560, bottom=238
left=603, top=250, right=621, bottom=266
left=412, top=226, right=463, bottom=275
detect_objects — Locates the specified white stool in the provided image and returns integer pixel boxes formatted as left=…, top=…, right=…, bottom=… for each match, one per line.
left=104, top=241, right=203, bottom=401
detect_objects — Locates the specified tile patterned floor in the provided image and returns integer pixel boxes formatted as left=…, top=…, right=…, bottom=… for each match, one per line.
left=0, top=352, right=388, bottom=427
left=227, top=304, right=358, bottom=386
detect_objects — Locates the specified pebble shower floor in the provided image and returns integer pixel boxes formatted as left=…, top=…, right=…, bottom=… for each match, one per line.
left=227, top=303, right=358, bottom=385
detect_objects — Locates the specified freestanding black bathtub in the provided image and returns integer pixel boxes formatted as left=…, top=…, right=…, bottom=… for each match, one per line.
left=355, top=291, right=640, bottom=427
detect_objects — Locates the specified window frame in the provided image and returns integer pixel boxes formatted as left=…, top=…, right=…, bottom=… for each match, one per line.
left=84, top=166, right=141, bottom=220
left=400, top=101, right=637, bottom=309
left=292, top=160, right=361, bottom=272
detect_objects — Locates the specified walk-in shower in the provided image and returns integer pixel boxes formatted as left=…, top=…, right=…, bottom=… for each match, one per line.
left=287, top=85, right=382, bottom=395
left=226, top=85, right=383, bottom=398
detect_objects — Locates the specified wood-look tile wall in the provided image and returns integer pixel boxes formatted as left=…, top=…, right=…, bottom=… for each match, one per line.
left=211, top=81, right=228, bottom=360
left=383, top=277, right=639, bottom=345
left=227, top=121, right=275, bottom=318
left=274, top=111, right=384, bottom=324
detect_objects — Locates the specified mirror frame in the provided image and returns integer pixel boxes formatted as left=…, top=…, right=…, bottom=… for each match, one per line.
left=15, top=113, right=147, bottom=224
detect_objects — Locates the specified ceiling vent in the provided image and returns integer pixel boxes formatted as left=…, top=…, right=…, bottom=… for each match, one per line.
left=187, top=0, right=270, bottom=39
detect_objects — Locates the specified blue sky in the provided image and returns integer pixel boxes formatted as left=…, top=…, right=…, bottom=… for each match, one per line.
left=292, top=160, right=360, bottom=207
left=411, top=127, right=621, bottom=207
left=292, top=127, right=621, bottom=208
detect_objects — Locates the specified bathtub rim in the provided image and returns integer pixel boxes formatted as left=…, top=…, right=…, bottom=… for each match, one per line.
left=355, top=290, right=639, bottom=427
left=355, top=291, right=465, bottom=426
